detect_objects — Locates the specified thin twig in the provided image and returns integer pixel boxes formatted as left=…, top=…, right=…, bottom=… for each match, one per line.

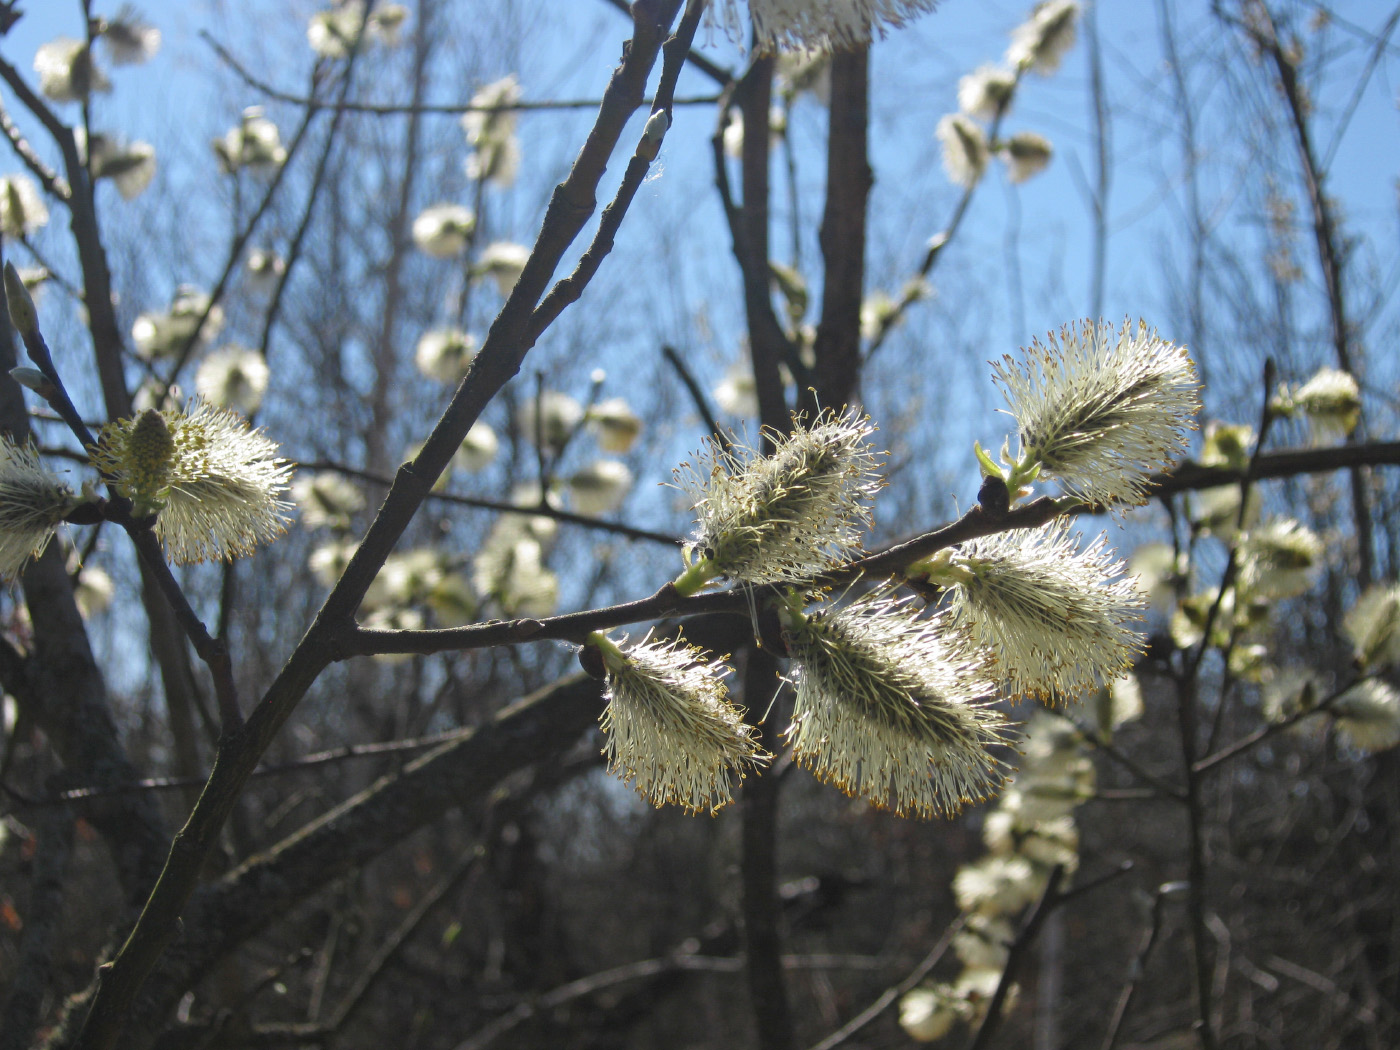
left=1070, top=719, right=1187, bottom=802
left=1193, top=677, right=1357, bottom=774
left=301, top=458, right=680, bottom=545
left=27, top=724, right=510, bottom=803
left=1099, top=881, right=1180, bottom=1050
left=805, top=916, right=964, bottom=1050
left=967, top=866, right=1067, bottom=1050
left=256, top=23, right=373, bottom=363
left=325, top=847, right=483, bottom=1031
left=0, top=100, right=69, bottom=199
left=1242, top=0, right=1375, bottom=586
left=157, top=55, right=330, bottom=400
left=70, top=10, right=692, bottom=1045
left=863, top=70, right=1024, bottom=366
left=205, top=29, right=718, bottom=114
left=452, top=953, right=881, bottom=1050
left=663, top=343, right=728, bottom=447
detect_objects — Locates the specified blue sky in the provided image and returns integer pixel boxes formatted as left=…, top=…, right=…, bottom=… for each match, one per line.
left=6, top=0, right=1399, bottom=453
left=9, top=0, right=1398, bottom=348
left=6, top=0, right=1399, bottom=694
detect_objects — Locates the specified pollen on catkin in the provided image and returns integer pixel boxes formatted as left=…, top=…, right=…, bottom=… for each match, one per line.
left=992, top=319, right=1200, bottom=508
left=781, top=590, right=1009, bottom=818
left=91, top=399, right=292, bottom=563
left=0, top=438, right=76, bottom=579
left=914, top=521, right=1145, bottom=703
left=674, top=407, right=882, bottom=589
left=594, top=631, right=764, bottom=814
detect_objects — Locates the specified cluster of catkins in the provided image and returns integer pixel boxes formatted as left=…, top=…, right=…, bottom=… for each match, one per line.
left=586, top=319, right=1201, bottom=818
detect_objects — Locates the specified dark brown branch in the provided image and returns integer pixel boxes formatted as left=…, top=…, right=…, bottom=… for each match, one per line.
left=68, top=9, right=689, bottom=1045
left=1243, top=1, right=1374, bottom=585
left=1143, top=441, right=1400, bottom=498
left=338, top=435, right=1400, bottom=659
left=808, top=47, right=870, bottom=411
left=805, top=916, right=964, bottom=1050
left=0, top=807, right=74, bottom=1050
left=741, top=646, right=796, bottom=1050
left=339, top=494, right=1069, bottom=657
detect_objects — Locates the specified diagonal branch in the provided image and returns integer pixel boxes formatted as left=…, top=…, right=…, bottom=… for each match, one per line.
left=66, top=8, right=692, bottom=1046
left=1239, top=1, right=1375, bottom=586
left=805, top=917, right=963, bottom=1050
left=100, top=674, right=605, bottom=1047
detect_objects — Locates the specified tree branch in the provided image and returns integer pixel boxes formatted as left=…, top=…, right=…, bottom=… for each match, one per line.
left=66, top=6, right=690, bottom=1046
left=202, top=30, right=719, bottom=115
left=0, top=806, right=74, bottom=1050
left=741, top=646, right=796, bottom=1050
left=808, top=46, right=869, bottom=412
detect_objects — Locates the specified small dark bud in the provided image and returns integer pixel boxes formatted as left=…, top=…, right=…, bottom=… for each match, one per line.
left=579, top=643, right=607, bottom=680
left=977, top=473, right=1010, bottom=518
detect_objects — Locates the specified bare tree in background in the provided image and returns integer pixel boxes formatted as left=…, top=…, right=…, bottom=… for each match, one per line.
left=0, top=2, right=1399, bottom=1050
